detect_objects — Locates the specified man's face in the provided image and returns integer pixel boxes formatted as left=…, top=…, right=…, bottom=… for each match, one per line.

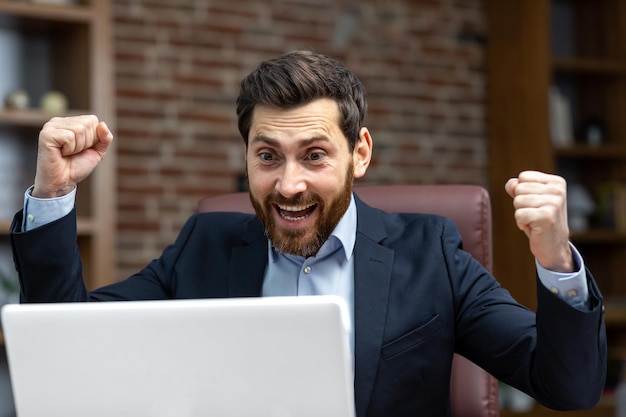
left=246, top=98, right=370, bottom=257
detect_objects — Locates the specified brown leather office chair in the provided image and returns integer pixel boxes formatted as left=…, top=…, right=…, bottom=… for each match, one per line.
left=197, top=184, right=499, bottom=417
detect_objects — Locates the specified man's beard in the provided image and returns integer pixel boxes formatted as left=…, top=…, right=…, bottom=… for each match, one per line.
left=250, top=167, right=354, bottom=258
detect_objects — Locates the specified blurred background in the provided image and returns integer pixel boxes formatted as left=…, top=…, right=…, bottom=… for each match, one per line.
left=3, top=1, right=626, bottom=416
left=108, top=0, right=487, bottom=279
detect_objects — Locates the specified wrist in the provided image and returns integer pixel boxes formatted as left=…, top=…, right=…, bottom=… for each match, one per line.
left=537, top=245, right=574, bottom=273
left=32, top=182, right=75, bottom=199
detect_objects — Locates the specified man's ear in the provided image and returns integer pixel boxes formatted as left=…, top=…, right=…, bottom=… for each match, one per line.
left=353, top=127, right=373, bottom=179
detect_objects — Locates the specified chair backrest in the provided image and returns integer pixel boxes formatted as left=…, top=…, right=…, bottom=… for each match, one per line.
left=197, top=184, right=499, bottom=417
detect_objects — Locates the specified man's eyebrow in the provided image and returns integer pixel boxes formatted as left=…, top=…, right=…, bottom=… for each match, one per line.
left=249, top=135, right=279, bottom=147
left=249, top=134, right=332, bottom=147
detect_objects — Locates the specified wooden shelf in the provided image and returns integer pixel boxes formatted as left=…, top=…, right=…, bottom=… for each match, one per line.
left=0, top=1, right=94, bottom=23
left=553, top=57, right=626, bottom=75
left=0, top=0, right=115, bottom=289
left=553, top=143, right=626, bottom=159
left=571, top=229, right=626, bottom=244
left=0, top=109, right=88, bottom=128
left=487, top=2, right=626, bottom=415
left=487, top=0, right=626, bottom=288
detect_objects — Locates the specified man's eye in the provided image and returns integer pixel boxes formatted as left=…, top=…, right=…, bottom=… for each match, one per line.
left=259, top=152, right=274, bottom=161
left=309, top=152, right=324, bottom=161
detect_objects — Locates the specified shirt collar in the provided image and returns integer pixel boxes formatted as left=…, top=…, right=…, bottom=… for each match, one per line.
left=268, top=193, right=357, bottom=262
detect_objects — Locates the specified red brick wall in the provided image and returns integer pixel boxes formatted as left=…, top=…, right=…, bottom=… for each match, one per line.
left=113, top=0, right=487, bottom=280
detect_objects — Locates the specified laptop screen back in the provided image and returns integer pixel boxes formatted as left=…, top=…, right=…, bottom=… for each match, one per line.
left=2, top=296, right=355, bottom=417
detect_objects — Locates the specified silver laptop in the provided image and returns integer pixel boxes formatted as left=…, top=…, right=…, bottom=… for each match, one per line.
left=1, top=296, right=355, bottom=417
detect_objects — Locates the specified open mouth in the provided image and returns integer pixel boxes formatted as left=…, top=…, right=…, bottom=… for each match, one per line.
left=276, top=203, right=317, bottom=221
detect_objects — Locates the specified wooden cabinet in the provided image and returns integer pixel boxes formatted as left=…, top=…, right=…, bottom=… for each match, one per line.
left=0, top=1, right=115, bottom=312
left=487, top=0, right=626, bottom=414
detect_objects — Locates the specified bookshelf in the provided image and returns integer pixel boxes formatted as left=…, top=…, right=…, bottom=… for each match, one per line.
left=486, top=0, right=626, bottom=415
left=0, top=0, right=115, bottom=331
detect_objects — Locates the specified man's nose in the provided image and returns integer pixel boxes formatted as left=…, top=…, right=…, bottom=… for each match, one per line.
left=275, top=160, right=307, bottom=198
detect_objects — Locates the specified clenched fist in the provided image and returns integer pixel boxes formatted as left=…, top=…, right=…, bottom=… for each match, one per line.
left=505, top=171, right=573, bottom=273
left=33, top=115, right=113, bottom=199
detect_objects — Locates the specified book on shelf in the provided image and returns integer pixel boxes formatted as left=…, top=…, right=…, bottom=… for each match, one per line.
left=549, top=86, right=574, bottom=147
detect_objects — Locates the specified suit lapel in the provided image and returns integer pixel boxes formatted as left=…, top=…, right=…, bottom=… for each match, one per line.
left=353, top=198, right=394, bottom=417
left=228, top=217, right=268, bottom=297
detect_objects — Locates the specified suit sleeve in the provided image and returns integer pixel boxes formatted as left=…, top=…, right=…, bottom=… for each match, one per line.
left=10, top=208, right=204, bottom=302
left=10, top=208, right=90, bottom=302
left=444, top=218, right=606, bottom=410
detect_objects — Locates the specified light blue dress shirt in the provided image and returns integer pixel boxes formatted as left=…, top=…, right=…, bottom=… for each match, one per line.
left=262, top=194, right=357, bottom=358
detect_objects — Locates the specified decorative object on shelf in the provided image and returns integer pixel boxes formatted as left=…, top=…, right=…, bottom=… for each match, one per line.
left=40, top=90, right=68, bottom=114
left=582, top=118, right=606, bottom=147
left=567, top=183, right=595, bottom=233
left=595, top=182, right=626, bottom=231
left=4, top=89, right=30, bottom=110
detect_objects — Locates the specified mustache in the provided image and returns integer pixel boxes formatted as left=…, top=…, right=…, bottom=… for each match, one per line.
left=266, top=193, right=318, bottom=206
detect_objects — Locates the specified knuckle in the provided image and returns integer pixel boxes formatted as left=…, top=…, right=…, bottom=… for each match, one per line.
left=83, top=114, right=99, bottom=125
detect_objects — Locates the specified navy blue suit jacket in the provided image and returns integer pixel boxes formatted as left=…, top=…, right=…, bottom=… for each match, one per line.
left=10, top=196, right=606, bottom=417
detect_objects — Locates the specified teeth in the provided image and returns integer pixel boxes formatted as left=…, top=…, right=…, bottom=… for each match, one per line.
left=277, top=204, right=314, bottom=212
left=281, top=213, right=308, bottom=221
left=277, top=203, right=315, bottom=221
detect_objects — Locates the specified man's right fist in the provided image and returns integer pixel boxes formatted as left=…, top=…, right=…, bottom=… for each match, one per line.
left=33, top=115, right=113, bottom=198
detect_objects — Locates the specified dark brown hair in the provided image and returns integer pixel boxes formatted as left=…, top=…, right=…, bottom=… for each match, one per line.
left=236, top=50, right=367, bottom=151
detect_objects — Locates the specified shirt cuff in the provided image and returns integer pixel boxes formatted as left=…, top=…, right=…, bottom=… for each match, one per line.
left=22, top=185, right=76, bottom=232
left=536, top=243, right=589, bottom=308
